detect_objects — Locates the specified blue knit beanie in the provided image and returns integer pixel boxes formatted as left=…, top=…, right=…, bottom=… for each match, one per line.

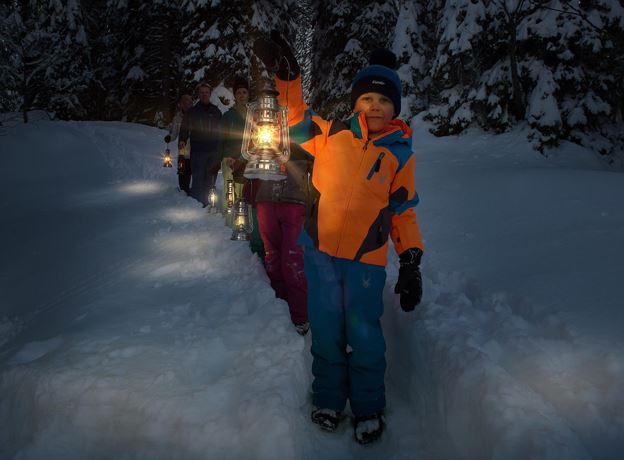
left=351, top=49, right=401, bottom=117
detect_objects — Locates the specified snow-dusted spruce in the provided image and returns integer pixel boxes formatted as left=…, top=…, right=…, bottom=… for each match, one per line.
left=425, top=0, right=488, bottom=135
left=0, top=2, right=57, bottom=122
left=392, top=0, right=431, bottom=119
left=180, top=0, right=298, bottom=98
left=113, top=1, right=180, bottom=125
left=421, top=0, right=624, bottom=155
left=83, top=0, right=125, bottom=121
left=309, top=0, right=400, bottom=119
left=3, top=1, right=622, bottom=156
left=294, top=0, right=314, bottom=102
left=0, top=4, right=22, bottom=115
left=42, top=0, right=91, bottom=120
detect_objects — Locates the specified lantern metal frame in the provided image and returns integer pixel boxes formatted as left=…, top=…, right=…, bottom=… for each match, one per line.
left=231, top=198, right=252, bottom=241
left=241, top=79, right=290, bottom=181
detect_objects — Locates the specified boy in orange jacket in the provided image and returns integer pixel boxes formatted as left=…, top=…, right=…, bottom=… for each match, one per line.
left=255, top=32, right=424, bottom=444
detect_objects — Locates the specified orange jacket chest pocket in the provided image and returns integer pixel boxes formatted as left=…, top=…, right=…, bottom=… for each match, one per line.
left=364, top=148, right=394, bottom=201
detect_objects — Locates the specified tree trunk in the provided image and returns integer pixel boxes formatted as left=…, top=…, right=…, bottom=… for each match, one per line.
left=508, top=20, right=524, bottom=120
left=161, top=14, right=173, bottom=124
left=21, top=57, right=28, bottom=124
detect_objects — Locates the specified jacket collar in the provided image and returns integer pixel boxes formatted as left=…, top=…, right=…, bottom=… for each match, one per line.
left=350, top=112, right=411, bottom=146
left=197, top=101, right=217, bottom=111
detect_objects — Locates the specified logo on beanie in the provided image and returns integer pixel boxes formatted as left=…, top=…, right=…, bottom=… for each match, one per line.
left=372, top=80, right=386, bottom=85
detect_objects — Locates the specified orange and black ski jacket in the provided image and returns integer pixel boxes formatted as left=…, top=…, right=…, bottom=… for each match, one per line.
left=277, top=76, right=424, bottom=267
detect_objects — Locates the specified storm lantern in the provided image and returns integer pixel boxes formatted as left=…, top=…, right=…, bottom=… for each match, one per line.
left=163, top=134, right=173, bottom=168
left=241, top=79, right=290, bottom=181
left=231, top=199, right=252, bottom=241
left=224, top=179, right=236, bottom=227
left=163, top=149, right=173, bottom=167
left=206, top=186, right=218, bottom=213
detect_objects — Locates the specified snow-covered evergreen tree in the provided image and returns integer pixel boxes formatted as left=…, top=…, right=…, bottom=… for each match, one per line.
left=119, top=0, right=182, bottom=125
left=294, top=0, right=315, bottom=102
left=42, top=0, right=92, bottom=119
left=424, top=0, right=488, bottom=135
left=553, top=0, right=624, bottom=155
left=391, top=0, right=432, bottom=119
left=182, top=0, right=244, bottom=90
left=180, top=0, right=297, bottom=103
left=5, top=0, right=61, bottom=122
left=309, top=0, right=400, bottom=119
left=418, top=0, right=624, bottom=154
left=117, top=1, right=152, bottom=123
left=0, top=2, right=22, bottom=114
left=84, top=0, right=125, bottom=120
left=2, top=0, right=622, bottom=157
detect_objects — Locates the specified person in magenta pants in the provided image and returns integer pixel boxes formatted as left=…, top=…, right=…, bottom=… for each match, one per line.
left=255, top=146, right=312, bottom=335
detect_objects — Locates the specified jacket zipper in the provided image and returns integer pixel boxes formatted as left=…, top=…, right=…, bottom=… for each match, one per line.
left=335, top=138, right=369, bottom=255
left=366, top=152, right=385, bottom=180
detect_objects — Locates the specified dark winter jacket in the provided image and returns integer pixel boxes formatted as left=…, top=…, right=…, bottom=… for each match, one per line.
left=179, top=102, right=222, bottom=166
left=220, top=106, right=248, bottom=183
left=221, top=106, right=246, bottom=159
left=254, top=144, right=313, bottom=206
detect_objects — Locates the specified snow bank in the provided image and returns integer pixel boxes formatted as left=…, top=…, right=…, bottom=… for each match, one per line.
left=395, top=114, right=624, bottom=460
left=0, top=154, right=310, bottom=458
left=384, top=267, right=624, bottom=460
left=1, top=118, right=623, bottom=459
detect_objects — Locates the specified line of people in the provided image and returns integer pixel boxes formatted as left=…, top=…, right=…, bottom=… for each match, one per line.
left=166, top=77, right=310, bottom=334
left=165, top=32, right=425, bottom=446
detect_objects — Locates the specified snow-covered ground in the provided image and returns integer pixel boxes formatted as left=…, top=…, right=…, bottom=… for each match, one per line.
left=0, top=116, right=622, bottom=460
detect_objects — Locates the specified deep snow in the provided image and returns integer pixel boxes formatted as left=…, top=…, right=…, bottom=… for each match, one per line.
left=0, top=114, right=622, bottom=460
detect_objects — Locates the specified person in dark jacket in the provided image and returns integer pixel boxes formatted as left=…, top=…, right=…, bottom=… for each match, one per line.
left=178, top=83, right=222, bottom=206
left=255, top=145, right=313, bottom=335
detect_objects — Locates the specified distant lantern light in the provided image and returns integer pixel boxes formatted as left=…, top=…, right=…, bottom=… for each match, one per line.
left=163, top=148, right=173, bottom=168
left=231, top=198, right=252, bottom=241
left=206, top=186, right=218, bottom=213
left=163, top=134, right=173, bottom=168
left=241, top=78, right=290, bottom=181
left=177, top=146, right=188, bottom=176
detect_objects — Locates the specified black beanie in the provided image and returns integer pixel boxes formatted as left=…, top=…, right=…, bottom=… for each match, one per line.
left=350, top=49, right=401, bottom=117
left=232, top=76, right=249, bottom=94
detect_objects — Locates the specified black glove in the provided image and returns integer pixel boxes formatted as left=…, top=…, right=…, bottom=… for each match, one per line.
left=253, top=30, right=300, bottom=80
left=394, top=248, right=423, bottom=312
left=164, top=134, right=171, bottom=144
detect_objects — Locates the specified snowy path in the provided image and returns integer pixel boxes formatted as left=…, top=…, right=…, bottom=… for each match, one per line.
left=1, top=120, right=623, bottom=459
left=0, top=176, right=452, bottom=459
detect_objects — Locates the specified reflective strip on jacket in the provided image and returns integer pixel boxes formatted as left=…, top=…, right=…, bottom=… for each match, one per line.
left=276, top=76, right=424, bottom=267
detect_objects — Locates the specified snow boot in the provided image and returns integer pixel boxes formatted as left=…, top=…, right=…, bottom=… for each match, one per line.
left=353, top=411, right=385, bottom=444
left=311, top=408, right=341, bottom=432
left=294, top=321, right=310, bottom=336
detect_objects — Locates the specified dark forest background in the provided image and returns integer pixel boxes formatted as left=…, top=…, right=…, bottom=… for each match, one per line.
left=1, top=0, right=623, bottom=155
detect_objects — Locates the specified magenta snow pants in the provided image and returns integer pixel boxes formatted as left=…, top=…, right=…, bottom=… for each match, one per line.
left=256, top=202, right=308, bottom=324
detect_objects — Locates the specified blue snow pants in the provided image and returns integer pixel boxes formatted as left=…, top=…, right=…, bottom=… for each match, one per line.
left=304, top=246, right=387, bottom=416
